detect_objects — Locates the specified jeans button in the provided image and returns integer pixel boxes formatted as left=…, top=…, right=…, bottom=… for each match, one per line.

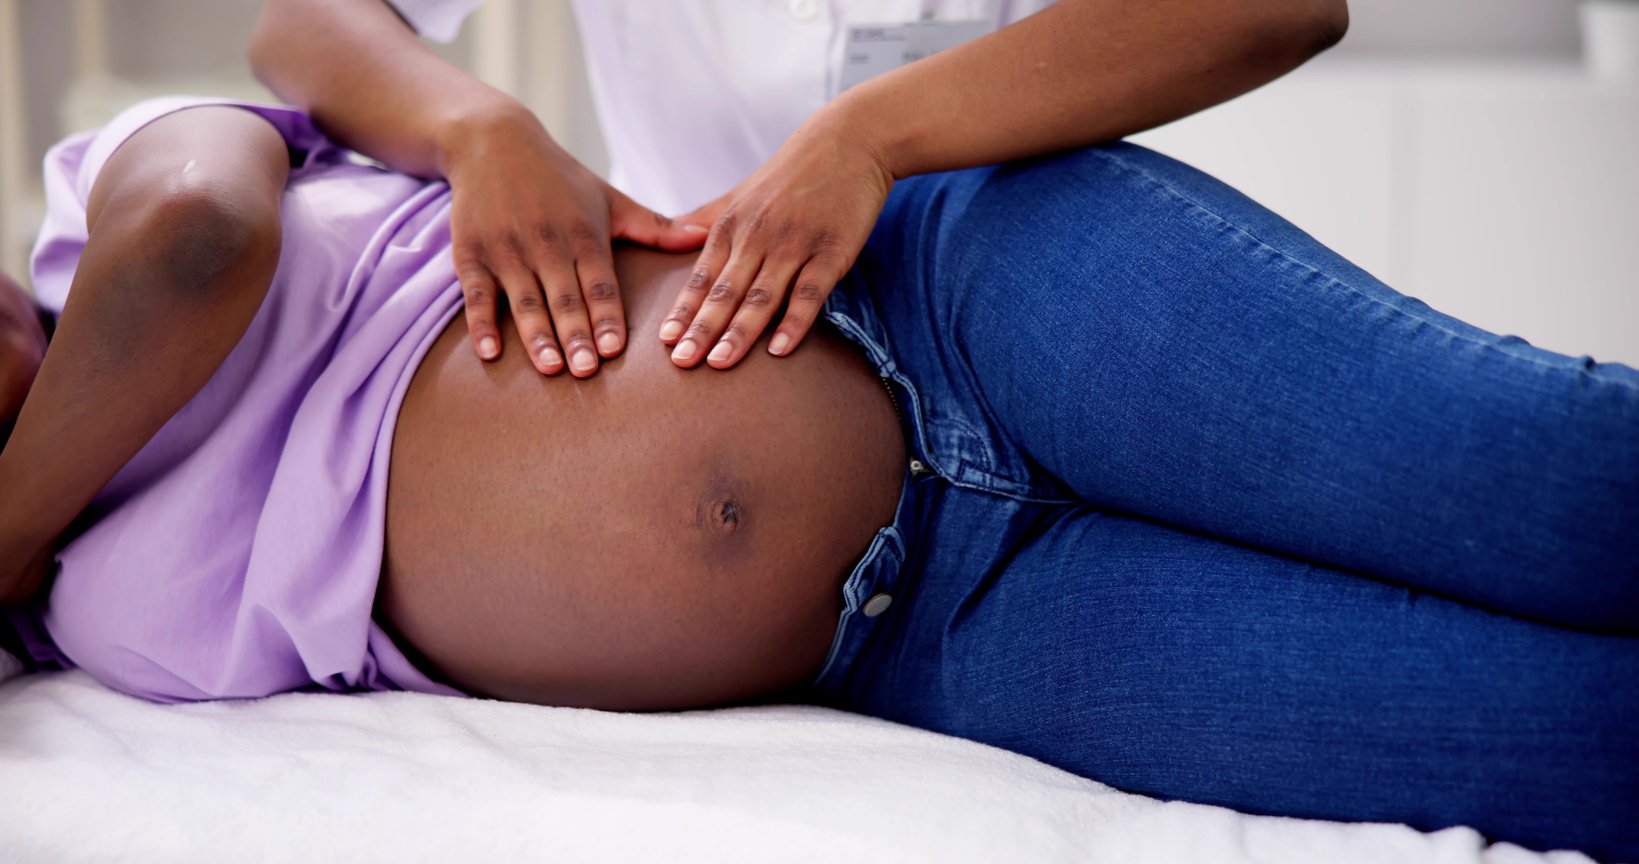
left=909, top=459, right=930, bottom=476
left=862, top=593, right=893, bottom=617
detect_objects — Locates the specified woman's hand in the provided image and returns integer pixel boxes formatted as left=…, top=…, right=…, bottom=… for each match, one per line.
left=444, top=105, right=706, bottom=377
left=659, top=107, right=894, bottom=368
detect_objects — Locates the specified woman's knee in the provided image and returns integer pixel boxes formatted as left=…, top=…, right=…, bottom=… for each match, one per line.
left=84, top=105, right=290, bottom=296
left=77, top=185, right=282, bottom=345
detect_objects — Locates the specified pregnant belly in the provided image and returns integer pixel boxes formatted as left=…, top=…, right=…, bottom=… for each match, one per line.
left=381, top=249, right=905, bottom=710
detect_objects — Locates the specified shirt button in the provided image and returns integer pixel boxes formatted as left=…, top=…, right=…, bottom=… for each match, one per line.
left=789, top=0, right=819, bottom=20
left=909, top=459, right=930, bottom=476
left=862, top=593, right=893, bottom=617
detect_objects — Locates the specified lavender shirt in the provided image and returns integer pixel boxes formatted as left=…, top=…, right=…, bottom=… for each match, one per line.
left=13, top=97, right=466, bottom=701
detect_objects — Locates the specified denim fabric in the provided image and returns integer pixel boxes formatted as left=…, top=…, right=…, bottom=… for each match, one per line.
left=809, top=142, right=1639, bottom=861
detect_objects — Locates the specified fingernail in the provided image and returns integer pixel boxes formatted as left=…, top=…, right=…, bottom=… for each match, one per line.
left=682, top=224, right=708, bottom=233
left=572, top=349, right=597, bottom=372
left=659, top=321, right=683, bottom=342
left=597, top=333, right=621, bottom=355
left=672, top=340, right=697, bottom=363
left=479, top=336, right=498, bottom=359
left=539, top=347, right=562, bottom=368
left=707, top=341, right=732, bottom=363
left=769, top=333, right=791, bottom=356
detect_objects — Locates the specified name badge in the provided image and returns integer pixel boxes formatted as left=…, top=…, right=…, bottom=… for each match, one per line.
left=838, top=19, right=995, bottom=93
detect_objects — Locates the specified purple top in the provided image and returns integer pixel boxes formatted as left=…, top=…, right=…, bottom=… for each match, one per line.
left=13, top=97, right=466, bottom=701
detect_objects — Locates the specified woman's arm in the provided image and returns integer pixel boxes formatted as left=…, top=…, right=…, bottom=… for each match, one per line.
left=249, top=0, right=703, bottom=377
left=842, top=0, right=1346, bottom=179
left=660, top=0, right=1348, bottom=370
left=248, top=0, right=500, bottom=183
left=0, top=106, right=288, bottom=603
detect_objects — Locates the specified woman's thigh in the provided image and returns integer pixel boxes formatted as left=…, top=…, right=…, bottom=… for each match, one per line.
left=831, top=494, right=1639, bottom=861
left=843, top=143, right=1639, bottom=632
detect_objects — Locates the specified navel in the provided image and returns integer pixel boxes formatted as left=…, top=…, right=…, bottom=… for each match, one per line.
left=706, top=493, right=744, bottom=535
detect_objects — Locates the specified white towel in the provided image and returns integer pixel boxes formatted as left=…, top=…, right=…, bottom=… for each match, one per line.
left=0, top=670, right=1601, bottom=863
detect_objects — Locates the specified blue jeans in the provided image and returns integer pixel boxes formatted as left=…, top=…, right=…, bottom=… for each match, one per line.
left=809, top=142, right=1639, bottom=861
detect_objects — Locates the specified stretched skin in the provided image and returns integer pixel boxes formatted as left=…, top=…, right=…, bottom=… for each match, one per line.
left=381, top=248, right=906, bottom=710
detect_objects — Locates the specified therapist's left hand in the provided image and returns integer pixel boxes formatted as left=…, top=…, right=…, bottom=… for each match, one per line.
left=660, top=109, right=894, bottom=368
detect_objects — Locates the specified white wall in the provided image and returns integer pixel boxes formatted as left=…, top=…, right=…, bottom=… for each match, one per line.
left=1330, top=0, right=1580, bottom=57
left=1132, top=58, right=1639, bottom=366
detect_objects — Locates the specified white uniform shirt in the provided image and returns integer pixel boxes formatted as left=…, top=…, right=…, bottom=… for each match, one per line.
left=388, top=0, right=1053, bottom=214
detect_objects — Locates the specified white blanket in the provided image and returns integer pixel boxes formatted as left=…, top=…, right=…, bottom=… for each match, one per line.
left=0, top=670, right=1599, bottom=863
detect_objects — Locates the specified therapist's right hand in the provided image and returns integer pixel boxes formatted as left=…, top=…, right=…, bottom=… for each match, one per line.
left=443, top=105, right=705, bottom=377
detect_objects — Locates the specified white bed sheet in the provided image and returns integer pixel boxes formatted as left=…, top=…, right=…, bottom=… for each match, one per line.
left=0, top=670, right=1599, bottom=863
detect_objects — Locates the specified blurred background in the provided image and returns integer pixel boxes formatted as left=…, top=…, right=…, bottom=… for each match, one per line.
left=1, top=0, right=1635, bottom=363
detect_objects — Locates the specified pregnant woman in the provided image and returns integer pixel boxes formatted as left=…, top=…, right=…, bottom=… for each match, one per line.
left=0, top=99, right=1635, bottom=861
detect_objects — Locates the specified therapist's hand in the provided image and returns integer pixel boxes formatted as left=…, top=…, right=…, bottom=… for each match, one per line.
left=660, top=109, right=894, bottom=368
left=445, top=105, right=705, bottom=377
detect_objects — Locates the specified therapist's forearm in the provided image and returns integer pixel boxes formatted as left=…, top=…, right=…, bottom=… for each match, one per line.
left=248, top=0, right=528, bottom=180
left=833, top=0, right=1348, bottom=179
